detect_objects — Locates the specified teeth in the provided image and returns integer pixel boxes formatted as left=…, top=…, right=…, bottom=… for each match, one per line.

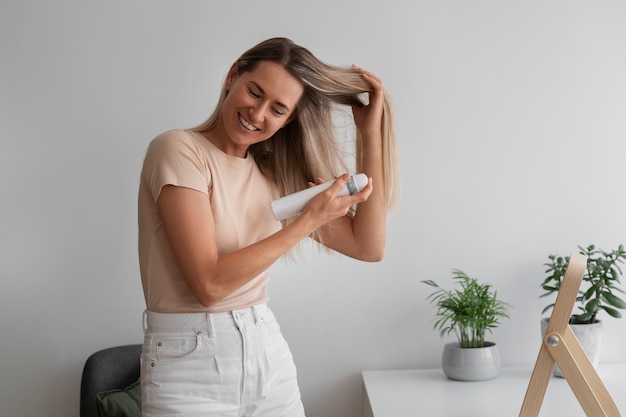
left=239, top=114, right=258, bottom=131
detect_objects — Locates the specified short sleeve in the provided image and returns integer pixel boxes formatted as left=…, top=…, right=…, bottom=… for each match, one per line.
left=142, top=130, right=211, bottom=201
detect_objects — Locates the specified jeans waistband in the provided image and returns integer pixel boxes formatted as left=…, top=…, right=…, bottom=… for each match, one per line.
left=142, top=304, right=268, bottom=338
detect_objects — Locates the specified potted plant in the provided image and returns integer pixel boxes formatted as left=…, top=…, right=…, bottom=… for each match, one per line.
left=422, top=269, right=511, bottom=381
left=539, top=244, right=626, bottom=377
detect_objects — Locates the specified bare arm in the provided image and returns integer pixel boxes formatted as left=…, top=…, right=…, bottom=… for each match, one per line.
left=157, top=175, right=370, bottom=307
left=315, top=67, right=388, bottom=261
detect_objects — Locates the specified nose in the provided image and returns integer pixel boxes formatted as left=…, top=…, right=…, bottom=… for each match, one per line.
left=248, top=101, right=268, bottom=123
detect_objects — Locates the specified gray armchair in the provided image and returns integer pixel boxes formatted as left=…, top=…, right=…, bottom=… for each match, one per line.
left=80, top=344, right=142, bottom=417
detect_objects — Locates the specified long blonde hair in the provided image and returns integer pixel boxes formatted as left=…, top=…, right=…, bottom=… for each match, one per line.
left=192, top=37, right=399, bottom=220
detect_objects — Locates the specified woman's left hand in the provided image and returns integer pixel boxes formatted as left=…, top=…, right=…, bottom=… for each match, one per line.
left=351, top=65, right=385, bottom=139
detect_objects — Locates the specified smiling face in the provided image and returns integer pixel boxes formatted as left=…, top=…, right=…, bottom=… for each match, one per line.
left=211, top=60, right=304, bottom=158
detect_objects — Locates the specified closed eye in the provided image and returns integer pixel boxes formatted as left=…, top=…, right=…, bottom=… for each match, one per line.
left=247, top=81, right=292, bottom=116
left=271, top=107, right=284, bottom=116
left=248, top=87, right=261, bottom=99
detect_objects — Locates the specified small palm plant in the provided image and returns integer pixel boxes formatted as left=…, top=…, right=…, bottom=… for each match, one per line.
left=423, top=269, right=511, bottom=348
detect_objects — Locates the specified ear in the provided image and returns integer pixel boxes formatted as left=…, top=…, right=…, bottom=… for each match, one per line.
left=225, top=62, right=239, bottom=90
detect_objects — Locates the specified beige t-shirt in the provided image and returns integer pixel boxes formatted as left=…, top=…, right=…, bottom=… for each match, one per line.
left=138, top=129, right=281, bottom=313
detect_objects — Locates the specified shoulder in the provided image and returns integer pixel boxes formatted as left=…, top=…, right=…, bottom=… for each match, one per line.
left=143, top=129, right=210, bottom=175
left=147, top=129, right=199, bottom=155
left=141, top=129, right=211, bottom=197
left=144, top=129, right=210, bottom=168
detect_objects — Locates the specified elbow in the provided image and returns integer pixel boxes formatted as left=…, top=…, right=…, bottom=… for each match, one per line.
left=193, top=280, right=230, bottom=308
left=353, top=227, right=386, bottom=262
left=179, top=256, right=235, bottom=308
left=196, top=294, right=221, bottom=309
left=357, top=242, right=386, bottom=262
left=364, top=235, right=386, bottom=262
left=363, top=249, right=385, bottom=263
left=197, top=295, right=221, bottom=309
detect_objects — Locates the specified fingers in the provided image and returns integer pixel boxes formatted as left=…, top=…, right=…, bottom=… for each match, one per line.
left=351, top=66, right=385, bottom=137
left=328, top=173, right=351, bottom=193
left=328, top=173, right=372, bottom=204
left=307, top=177, right=325, bottom=188
left=352, top=65, right=384, bottom=118
left=352, top=65, right=383, bottom=94
left=352, top=65, right=382, bottom=83
left=302, top=173, right=372, bottom=226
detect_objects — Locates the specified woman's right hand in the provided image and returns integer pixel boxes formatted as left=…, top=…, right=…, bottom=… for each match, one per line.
left=299, top=173, right=373, bottom=229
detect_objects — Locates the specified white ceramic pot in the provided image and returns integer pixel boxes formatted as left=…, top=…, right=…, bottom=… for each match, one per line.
left=540, top=317, right=603, bottom=378
left=441, top=341, right=501, bottom=381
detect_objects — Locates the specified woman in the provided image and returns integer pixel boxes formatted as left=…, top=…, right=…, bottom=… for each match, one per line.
left=138, top=37, right=398, bottom=416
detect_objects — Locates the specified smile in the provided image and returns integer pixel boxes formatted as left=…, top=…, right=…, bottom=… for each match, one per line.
left=238, top=113, right=259, bottom=131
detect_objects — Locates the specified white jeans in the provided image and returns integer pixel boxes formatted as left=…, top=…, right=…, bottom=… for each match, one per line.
left=141, top=304, right=305, bottom=417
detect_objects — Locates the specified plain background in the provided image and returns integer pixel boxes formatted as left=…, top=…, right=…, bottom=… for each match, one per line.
left=1, top=1, right=625, bottom=416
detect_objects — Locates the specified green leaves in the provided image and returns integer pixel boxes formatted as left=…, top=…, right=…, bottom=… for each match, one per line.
left=603, top=292, right=626, bottom=309
left=423, top=269, right=511, bottom=349
left=541, top=244, right=626, bottom=324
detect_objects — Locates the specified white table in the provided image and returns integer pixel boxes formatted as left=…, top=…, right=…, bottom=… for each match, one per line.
left=362, top=364, right=626, bottom=417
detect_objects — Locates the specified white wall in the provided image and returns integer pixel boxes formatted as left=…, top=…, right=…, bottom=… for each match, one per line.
left=1, top=1, right=625, bottom=416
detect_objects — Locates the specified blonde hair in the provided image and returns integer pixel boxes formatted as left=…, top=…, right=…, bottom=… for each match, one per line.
left=192, top=37, right=399, bottom=223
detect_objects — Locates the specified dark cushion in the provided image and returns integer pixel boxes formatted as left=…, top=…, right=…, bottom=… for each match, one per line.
left=96, top=379, right=141, bottom=417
